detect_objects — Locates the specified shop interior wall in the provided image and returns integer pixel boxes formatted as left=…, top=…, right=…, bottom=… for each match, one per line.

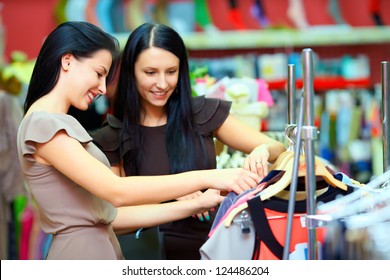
left=2, top=0, right=390, bottom=61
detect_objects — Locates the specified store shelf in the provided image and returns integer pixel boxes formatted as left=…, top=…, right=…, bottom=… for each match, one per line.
left=267, top=76, right=370, bottom=91
left=114, top=26, right=390, bottom=50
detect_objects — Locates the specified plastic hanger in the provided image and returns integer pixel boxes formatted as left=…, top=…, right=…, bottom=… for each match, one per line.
left=224, top=157, right=297, bottom=227
left=224, top=154, right=348, bottom=227
left=259, top=154, right=348, bottom=201
left=224, top=124, right=296, bottom=228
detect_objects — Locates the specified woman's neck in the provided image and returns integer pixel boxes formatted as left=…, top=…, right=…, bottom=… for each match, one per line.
left=28, top=93, right=69, bottom=114
left=140, top=106, right=167, bottom=127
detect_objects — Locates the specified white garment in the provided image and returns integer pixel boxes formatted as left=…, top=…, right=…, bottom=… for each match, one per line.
left=200, top=215, right=255, bottom=260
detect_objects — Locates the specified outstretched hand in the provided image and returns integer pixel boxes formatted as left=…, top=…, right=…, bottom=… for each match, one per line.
left=243, top=144, right=270, bottom=179
left=193, top=189, right=224, bottom=220
left=208, top=168, right=261, bottom=195
left=177, top=190, right=219, bottom=222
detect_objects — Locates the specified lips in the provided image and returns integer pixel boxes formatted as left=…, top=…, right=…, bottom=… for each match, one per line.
left=87, top=92, right=97, bottom=103
left=151, top=91, right=167, bottom=96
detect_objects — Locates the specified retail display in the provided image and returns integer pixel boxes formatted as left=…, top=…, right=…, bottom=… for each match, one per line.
left=287, top=0, right=309, bottom=29
left=200, top=50, right=389, bottom=260
left=2, top=0, right=390, bottom=261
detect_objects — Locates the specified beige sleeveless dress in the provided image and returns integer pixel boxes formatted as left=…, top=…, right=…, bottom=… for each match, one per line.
left=17, top=111, right=123, bottom=260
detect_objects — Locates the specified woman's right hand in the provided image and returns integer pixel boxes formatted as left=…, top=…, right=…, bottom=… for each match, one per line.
left=205, top=168, right=261, bottom=195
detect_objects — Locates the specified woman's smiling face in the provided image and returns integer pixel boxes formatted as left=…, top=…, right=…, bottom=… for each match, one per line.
left=134, top=47, right=180, bottom=110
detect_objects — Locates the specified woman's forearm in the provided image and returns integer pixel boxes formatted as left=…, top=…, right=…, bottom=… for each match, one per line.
left=112, top=199, right=201, bottom=233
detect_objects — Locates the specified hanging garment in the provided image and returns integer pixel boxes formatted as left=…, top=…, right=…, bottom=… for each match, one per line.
left=318, top=170, right=390, bottom=259
left=0, top=92, right=26, bottom=259
left=19, top=205, right=34, bottom=259
left=200, top=179, right=355, bottom=260
left=210, top=170, right=284, bottom=234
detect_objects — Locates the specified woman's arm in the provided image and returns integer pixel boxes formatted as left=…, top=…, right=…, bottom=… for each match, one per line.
left=112, top=189, right=223, bottom=234
left=214, top=114, right=286, bottom=175
left=111, top=164, right=123, bottom=176
left=35, top=131, right=260, bottom=207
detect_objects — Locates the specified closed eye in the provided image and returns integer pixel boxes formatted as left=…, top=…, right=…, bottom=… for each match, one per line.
left=168, top=69, right=178, bottom=74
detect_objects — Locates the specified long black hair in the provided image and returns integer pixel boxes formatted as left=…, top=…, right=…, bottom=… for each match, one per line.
left=24, top=21, right=120, bottom=114
left=113, top=22, right=207, bottom=175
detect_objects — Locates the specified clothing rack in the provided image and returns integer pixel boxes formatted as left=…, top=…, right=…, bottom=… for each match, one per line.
left=301, top=49, right=318, bottom=260
left=301, top=60, right=390, bottom=259
left=282, top=49, right=318, bottom=260
left=287, top=64, right=297, bottom=126
left=283, top=63, right=301, bottom=260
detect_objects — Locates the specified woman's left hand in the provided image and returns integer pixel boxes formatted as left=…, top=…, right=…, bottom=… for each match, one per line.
left=243, top=144, right=270, bottom=179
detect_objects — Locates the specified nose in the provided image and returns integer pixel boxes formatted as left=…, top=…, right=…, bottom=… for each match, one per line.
left=156, top=74, right=168, bottom=89
left=98, top=79, right=107, bottom=95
